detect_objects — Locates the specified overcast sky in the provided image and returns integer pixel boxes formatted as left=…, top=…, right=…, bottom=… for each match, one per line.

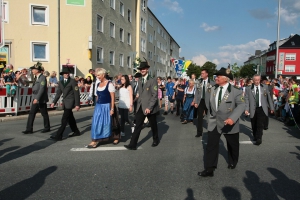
left=148, top=0, right=300, bottom=68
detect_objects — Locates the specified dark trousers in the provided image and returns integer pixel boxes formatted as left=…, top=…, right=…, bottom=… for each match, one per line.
left=129, top=107, right=159, bottom=147
left=26, top=103, right=50, bottom=131
left=119, top=107, right=133, bottom=132
left=197, top=99, right=208, bottom=135
left=133, top=95, right=137, bottom=114
left=176, top=99, right=183, bottom=115
left=56, top=108, right=79, bottom=137
left=264, top=115, right=269, bottom=129
left=251, top=107, right=266, bottom=140
left=205, top=127, right=239, bottom=169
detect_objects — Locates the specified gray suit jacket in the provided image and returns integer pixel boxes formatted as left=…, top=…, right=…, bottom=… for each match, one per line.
left=244, top=84, right=274, bottom=118
left=136, top=75, right=159, bottom=115
left=53, top=78, right=80, bottom=109
left=207, top=84, right=245, bottom=134
left=32, top=74, right=48, bottom=103
left=195, top=79, right=215, bottom=107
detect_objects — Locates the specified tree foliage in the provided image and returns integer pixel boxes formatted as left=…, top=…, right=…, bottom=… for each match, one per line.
left=201, top=61, right=217, bottom=79
left=230, top=63, right=241, bottom=78
left=186, top=63, right=201, bottom=79
left=240, top=64, right=256, bottom=78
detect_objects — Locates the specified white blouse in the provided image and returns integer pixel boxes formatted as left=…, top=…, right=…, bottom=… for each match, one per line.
left=97, top=82, right=115, bottom=92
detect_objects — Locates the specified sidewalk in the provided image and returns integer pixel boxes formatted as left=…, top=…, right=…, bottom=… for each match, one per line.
left=0, top=106, right=94, bottom=122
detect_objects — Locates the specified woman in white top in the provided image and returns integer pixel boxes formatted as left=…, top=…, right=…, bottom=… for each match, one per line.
left=118, top=75, right=134, bottom=136
left=182, top=80, right=196, bottom=124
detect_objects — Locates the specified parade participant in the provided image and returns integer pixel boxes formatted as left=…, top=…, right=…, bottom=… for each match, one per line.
left=50, top=67, right=81, bottom=141
left=245, top=75, right=274, bottom=145
left=175, top=78, right=186, bottom=116
left=157, top=77, right=164, bottom=108
left=261, top=76, right=273, bottom=130
left=182, top=80, right=196, bottom=124
left=189, top=73, right=199, bottom=119
left=164, top=76, right=175, bottom=115
left=22, top=62, right=50, bottom=134
left=86, top=68, right=116, bottom=147
left=198, top=68, right=245, bottom=177
left=124, top=59, right=159, bottom=150
left=194, top=69, right=215, bottom=137
left=133, top=72, right=141, bottom=114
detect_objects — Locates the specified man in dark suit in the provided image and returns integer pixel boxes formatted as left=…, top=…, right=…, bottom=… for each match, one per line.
left=261, top=76, right=273, bottom=130
left=133, top=72, right=142, bottom=114
left=194, top=69, right=215, bottom=137
left=245, top=75, right=274, bottom=145
left=50, top=67, right=81, bottom=141
left=198, top=68, right=245, bottom=177
left=22, top=62, right=50, bottom=134
left=124, top=60, right=159, bottom=150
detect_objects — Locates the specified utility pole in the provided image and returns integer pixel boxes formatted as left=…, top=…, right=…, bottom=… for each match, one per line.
left=275, top=0, right=281, bottom=78
left=58, top=0, right=61, bottom=75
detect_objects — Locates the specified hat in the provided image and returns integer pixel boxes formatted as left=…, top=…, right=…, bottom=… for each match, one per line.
left=4, top=69, right=10, bottom=73
left=214, top=67, right=233, bottom=80
left=261, top=76, right=268, bottom=81
left=137, top=58, right=150, bottom=70
left=60, top=66, right=72, bottom=75
left=134, top=72, right=142, bottom=78
left=30, top=62, right=43, bottom=71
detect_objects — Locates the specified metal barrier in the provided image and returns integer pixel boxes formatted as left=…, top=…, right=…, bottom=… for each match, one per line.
left=0, top=86, right=91, bottom=115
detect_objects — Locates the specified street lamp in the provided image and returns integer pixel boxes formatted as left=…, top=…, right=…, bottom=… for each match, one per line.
left=275, top=0, right=281, bottom=78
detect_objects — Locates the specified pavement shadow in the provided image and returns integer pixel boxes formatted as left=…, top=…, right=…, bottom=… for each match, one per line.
left=290, top=146, right=300, bottom=160
left=243, top=170, right=280, bottom=200
left=239, top=124, right=254, bottom=140
left=0, top=166, right=57, bottom=200
left=282, top=126, right=300, bottom=139
left=0, top=146, right=20, bottom=157
left=0, top=138, right=14, bottom=146
left=184, top=188, right=195, bottom=200
left=268, top=167, right=300, bottom=199
left=0, top=139, right=55, bottom=165
left=222, top=186, right=241, bottom=200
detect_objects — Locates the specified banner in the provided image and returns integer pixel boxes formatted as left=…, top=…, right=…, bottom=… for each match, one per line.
left=172, top=59, right=192, bottom=77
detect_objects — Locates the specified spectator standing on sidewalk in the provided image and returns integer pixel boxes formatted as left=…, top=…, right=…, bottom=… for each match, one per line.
left=22, top=62, right=50, bottom=134
left=49, top=71, right=58, bottom=87
left=3, top=69, right=17, bottom=97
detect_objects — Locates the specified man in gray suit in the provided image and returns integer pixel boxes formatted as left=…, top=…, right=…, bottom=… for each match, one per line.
left=245, top=74, right=274, bottom=145
left=50, top=67, right=81, bottom=141
left=22, top=63, right=50, bottom=134
left=194, top=69, right=215, bottom=137
left=124, top=60, right=159, bottom=150
left=198, top=68, right=245, bottom=177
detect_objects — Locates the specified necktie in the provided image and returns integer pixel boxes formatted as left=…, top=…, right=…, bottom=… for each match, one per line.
left=256, top=86, right=259, bottom=107
left=142, top=78, right=144, bottom=88
left=218, top=86, right=223, bottom=107
left=33, top=76, right=37, bottom=85
left=202, top=81, right=206, bottom=99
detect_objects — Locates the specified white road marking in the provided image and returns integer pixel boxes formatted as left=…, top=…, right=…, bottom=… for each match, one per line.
left=201, top=140, right=255, bottom=144
left=70, top=147, right=142, bottom=151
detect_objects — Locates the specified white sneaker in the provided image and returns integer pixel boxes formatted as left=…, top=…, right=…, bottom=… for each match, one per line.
left=121, top=132, right=125, bottom=137
left=131, top=127, right=135, bottom=133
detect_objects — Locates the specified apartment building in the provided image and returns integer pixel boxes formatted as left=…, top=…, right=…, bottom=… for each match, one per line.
left=2, top=0, right=180, bottom=77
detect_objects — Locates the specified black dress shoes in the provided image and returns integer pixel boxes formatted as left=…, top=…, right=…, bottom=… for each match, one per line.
left=255, top=139, right=262, bottom=145
left=195, top=134, right=202, bottom=138
left=151, top=141, right=160, bottom=147
left=144, top=122, right=151, bottom=128
left=68, top=131, right=81, bottom=137
left=124, top=145, right=137, bottom=150
left=22, top=130, right=33, bottom=134
left=198, top=169, right=214, bottom=177
left=228, top=164, right=236, bottom=169
left=41, top=129, right=51, bottom=133
left=50, top=135, right=62, bottom=141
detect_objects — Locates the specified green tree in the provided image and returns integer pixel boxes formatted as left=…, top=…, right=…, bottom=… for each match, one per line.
left=201, top=61, right=217, bottom=79
left=240, top=64, right=256, bottom=78
left=230, top=63, right=241, bottom=78
left=186, top=63, right=201, bottom=79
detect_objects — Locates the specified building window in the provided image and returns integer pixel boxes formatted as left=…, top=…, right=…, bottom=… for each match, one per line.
left=120, top=2, right=124, bottom=16
left=127, top=33, right=131, bottom=45
left=31, top=5, right=48, bottom=25
left=119, top=54, right=124, bottom=67
left=141, top=38, right=146, bottom=52
left=31, top=42, right=49, bottom=62
left=148, top=17, right=153, bottom=27
left=148, top=33, right=153, bottom=43
left=128, top=9, right=132, bottom=22
left=3, top=1, right=9, bottom=23
left=141, top=18, right=146, bottom=33
left=142, top=0, right=146, bottom=12
left=154, top=31, right=156, bottom=40
left=110, top=22, right=115, bottom=38
left=109, top=51, right=115, bottom=65
left=120, top=28, right=124, bottom=42
left=286, top=54, right=296, bottom=61
left=96, top=47, right=103, bottom=63
left=127, top=56, right=131, bottom=68
left=110, top=0, right=115, bottom=9
left=96, top=14, right=103, bottom=32
left=285, top=65, right=295, bottom=72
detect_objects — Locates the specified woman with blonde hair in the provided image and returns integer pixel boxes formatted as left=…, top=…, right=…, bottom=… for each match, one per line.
left=49, top=71, right=58, bottom=86
left=182, top=80, right=196, bottom=124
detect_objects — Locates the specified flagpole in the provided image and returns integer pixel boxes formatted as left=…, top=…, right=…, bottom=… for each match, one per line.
left=275, top=0, right=281, bottom=78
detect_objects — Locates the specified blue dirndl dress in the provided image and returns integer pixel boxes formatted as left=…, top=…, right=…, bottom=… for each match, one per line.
left=183, top=87, right=195, bottom=121
left=91, top=82, right=112, bottom=140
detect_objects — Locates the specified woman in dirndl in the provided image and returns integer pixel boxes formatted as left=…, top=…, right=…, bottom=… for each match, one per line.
left=87, top=68, right=116, bottom=148
left=182, top=80, right=196, bottom=124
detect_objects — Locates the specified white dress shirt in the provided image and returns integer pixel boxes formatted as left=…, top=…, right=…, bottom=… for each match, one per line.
left=201, top=78, right=208, bottom=99
left=215, top=83, right=229, bottom=110
left=255, top=85, right=262, bottom=107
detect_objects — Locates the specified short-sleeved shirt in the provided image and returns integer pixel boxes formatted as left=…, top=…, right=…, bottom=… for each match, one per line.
left=4, top=75, right=14, bottom=83
left=166, top=82, right=175, bottom=96
left=49, top=77, right=58, bottom=84
left=176, top=84, right=186, bottom=100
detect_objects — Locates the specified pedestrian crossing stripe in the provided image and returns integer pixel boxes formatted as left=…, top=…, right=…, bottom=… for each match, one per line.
left=70, top=147, right=143, bottom=151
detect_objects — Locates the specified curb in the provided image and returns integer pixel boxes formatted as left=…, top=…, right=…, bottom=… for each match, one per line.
left=0, top=106, right=95, bottom=122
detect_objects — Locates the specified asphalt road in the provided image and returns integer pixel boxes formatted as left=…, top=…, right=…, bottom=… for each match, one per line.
left=0, top=109, right=300, bottom=200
